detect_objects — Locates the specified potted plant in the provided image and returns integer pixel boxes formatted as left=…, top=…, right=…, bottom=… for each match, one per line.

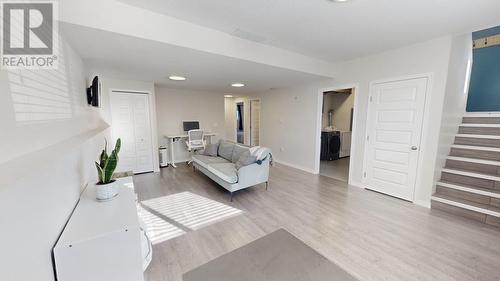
left=95, top=138, right=121, bottom=201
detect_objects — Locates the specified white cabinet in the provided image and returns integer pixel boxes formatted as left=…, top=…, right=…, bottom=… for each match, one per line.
left=339, top=131, right=352, bottom=158
left=53, top=177, right=150, bottom=281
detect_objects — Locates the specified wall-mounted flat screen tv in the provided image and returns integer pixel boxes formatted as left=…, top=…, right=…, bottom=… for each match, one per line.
left=86, top=76, right=100, bottom=107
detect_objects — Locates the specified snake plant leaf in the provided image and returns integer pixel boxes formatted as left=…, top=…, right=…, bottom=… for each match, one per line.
left=114, top=138, right=121, bottom=154
left=99, top=149, right=108, bottom=168
left=95, top=161, right=104, bottom=183
left=103, top=150, right=118, bottom=183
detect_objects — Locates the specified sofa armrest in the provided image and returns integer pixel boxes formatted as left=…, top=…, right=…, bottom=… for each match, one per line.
left=237, top=157, right=270, bottom=188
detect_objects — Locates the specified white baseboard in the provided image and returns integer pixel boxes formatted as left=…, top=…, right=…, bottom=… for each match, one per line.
left=348, top=181, right=366, bottom=189
left=273, top=159, right=316, bottom=174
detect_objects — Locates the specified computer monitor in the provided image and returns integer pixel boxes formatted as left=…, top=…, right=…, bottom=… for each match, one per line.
left=183, top=121, right=200, bottom=132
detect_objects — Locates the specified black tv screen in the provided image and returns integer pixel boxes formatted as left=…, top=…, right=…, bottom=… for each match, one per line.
left=183, top=121, right=200, bottom=131
left=87, top=76, right=100, bottom=107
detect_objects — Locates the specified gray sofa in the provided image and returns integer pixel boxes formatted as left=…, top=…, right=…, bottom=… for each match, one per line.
left=192, top=141, right=271, bottom=200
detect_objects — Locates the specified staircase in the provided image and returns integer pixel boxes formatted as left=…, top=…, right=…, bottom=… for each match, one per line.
left=432, top=114, right=500, bottom=227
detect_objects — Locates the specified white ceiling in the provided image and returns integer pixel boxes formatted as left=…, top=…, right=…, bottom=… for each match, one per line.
left=60, top=23, right=328, bottom=93
left=118, top=0, right=500, bottom=62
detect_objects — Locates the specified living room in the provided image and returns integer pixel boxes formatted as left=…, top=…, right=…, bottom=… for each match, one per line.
left=2, top=1, right=500, bottom=281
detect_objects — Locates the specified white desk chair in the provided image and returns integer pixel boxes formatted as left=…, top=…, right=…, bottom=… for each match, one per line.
left=185, top=129, right=206, bottom=165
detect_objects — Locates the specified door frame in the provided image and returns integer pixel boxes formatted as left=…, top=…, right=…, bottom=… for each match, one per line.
left=362, top=73, right=433, bottom=202
left=314, top=83, right=361, bottom=185
left=249, top=99, right=261, bottom=146
left=109, top=89, right=159, bottom=173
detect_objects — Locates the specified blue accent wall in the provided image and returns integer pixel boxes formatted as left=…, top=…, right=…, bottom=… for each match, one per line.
left=466, top=26, right=500, bottom=112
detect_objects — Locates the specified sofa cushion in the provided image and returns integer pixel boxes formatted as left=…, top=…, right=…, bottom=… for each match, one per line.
left=192, top=155, right=230, bottom=169
left=235, top=151, right=257, bottom=170
left=218, top=141, right=235, bottom=161
left=231, top=144, right=250, bottom=163
left=202, top=143, right=219, bottom=157
left=207, top=163, right=238, bottom=184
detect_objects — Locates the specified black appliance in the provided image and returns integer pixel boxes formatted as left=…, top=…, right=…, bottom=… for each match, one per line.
left=320, top=131, right=341, bottom=161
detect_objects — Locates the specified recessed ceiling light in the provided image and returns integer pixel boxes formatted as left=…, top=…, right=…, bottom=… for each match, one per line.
left=224, top=94, right=234, bottom=98
left=231, top=83, right=245, bottom=88
left=169, top=75, right=186, bottom=81
left=329, top=0, right=349, bottom=2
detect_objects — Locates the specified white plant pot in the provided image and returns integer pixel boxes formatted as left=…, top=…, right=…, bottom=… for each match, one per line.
left=96, top=181, right=119, bottom=202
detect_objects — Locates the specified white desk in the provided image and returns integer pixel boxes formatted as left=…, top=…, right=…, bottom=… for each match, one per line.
left=165, top=132, right=216, bottom=168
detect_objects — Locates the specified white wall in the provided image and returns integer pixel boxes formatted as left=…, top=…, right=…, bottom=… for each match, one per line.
left=96, top=77, right=160, bottom=172
left=260, top=36, right=455, bottom=206
left=0, top=41, right=101, bottom=164
left=434, top=34, right=473, bottom=189
left=260, top=80, right=332, bottom=173
left=322, top=91, right=355, bottom=131
left=156, top=87, right=225, bottom=162
left=0, top=35, right=107, bottom=281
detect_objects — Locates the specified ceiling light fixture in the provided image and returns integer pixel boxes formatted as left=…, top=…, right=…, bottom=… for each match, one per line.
left=329, top=0, right=350, bottom=2
left=231, top=83, right=245, bottom=88
left=224, top=95, right=234, bottom=98
left=169, top=75, right=186, bottom=81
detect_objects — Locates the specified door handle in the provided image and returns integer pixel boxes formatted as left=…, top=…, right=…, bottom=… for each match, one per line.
left=411, top=146, right=418, bottom=151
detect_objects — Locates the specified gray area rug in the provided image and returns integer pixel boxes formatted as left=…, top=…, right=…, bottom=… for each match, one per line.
left=183, top=229, right=357, bottom=281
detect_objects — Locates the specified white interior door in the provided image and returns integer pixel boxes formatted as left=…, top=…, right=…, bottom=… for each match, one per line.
left=364, top=77, right=428, bottom=201
left=250, top=100, right=260, bottom=146
left=110, top=91, right=154, bottom=174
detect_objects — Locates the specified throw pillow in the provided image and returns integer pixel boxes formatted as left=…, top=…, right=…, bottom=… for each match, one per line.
left=235, top=151, right=257, bottom=170
left=218, top=141, right=235, bottom=161
left=249, top=146, right=261, bottom=155
left=252, top=147, right=269, bottom=161
left=231, top=145, right=249, bottom=163
left=203, top=143, right=219, bottom=157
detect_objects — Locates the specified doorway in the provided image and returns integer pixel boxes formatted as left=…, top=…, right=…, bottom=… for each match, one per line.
left=318, top=88, right=355, bottom=182
left=109, top=91, right=155, bottom=174
left=224, top=97, right=260, bottom=145
left=236, top=102, right=244, bottom=144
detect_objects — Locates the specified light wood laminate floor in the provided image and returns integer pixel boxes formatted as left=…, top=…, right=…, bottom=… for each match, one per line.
left=320, top=157, right=350, bottom=182
left=134, top=164, right=500, bottom=281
